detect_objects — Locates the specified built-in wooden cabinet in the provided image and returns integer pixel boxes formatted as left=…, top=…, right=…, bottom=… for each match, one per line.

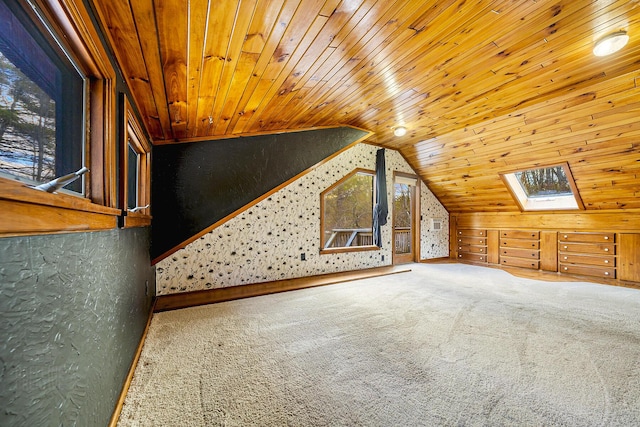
left=558, top=232, right=616, bottom=279
left=456, top=229, right=488, bottom=263
left=499, top=230, right=540, bottom=270
left=451, top=212, right=640, bottom=286
left=618, top=234, right=640, bottom=282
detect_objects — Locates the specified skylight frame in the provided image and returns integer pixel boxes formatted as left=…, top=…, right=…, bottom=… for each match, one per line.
left=500, top=162, right=584, bottom=212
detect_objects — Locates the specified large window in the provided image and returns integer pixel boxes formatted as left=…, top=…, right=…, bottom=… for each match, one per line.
left=0, top=0, right=119, bottom=236
left=0, top=0, right=85, bottom=193
left=501, top=163, right=584, bottom=211
left=320, top=169, right=377, bottom=253
left=120, top=97, right=151, bottom=227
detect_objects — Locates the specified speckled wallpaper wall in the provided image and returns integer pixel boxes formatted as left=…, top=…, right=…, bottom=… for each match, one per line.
left=156, top=144, right=448, bottom=295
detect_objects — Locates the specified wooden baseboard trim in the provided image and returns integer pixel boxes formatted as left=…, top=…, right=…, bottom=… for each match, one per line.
left=108, top=299, right=156, bottom=427
left=155, top=265, right=412, bottom=312
left=419, top=257, right=453, bottom=264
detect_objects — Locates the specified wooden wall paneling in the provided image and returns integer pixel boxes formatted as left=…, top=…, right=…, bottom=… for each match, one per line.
left=210, top=0, right=260, bottom=135
left=213, top=0, right=283, bottom=135
left=487, top=229, right=500, bottom=264
left=155, top=0, right=188, bottom=139
left=455, top=211, right=640, bottom=232
left=127, top=0, right=172, bottom=140
left=94, top=0, right=167, bottom=140
left=262, top=0, right=380, bottom=123
left=242, top=0, right=337, bottom=133
left=540, top=230, right=558, bottom=272
left=229, top=0, right=303, bottom=134
left=184, top=0, right=210, bottom=138
left=618, top=234, right=640, bottom=282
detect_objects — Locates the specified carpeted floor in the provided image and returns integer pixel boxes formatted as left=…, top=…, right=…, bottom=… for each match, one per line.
left=118, top=263, right=640, bottom=426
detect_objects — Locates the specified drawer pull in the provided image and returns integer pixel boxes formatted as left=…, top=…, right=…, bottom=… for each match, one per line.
left=459, top=255, right=462, bottom=258
left=458, top=247, right=462, bottom=250
left=604, top=248, right=609, bottom=252
left=605, top=272, right=609, bottom=276
left=604, top=260, right=609, bottom=264
left=564, top=267, right=568, bottom=271
left=564, top=256, right=568, bottom=260
left=479, top=249, right=483, bottom=252
left=459, top=231, right=462, bottom=235
left=564, top=235, right=568, bottom=238
left=564, top=245, right=568, bottom=249
left=604, top=236, right=609, bottom=240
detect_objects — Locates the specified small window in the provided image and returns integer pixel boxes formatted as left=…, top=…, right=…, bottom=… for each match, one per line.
left=320, top=169, right=377, bottom=253
left=501, top=163, right=584, bottom=211
left=0, top=0, right=85, bottom=194
left=120, top=97, right=151, bottom=227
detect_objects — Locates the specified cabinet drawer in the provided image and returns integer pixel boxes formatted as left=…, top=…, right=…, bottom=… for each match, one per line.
left=558, top=232, right=615, bottom=243
left=500, top=247, right=539, bottom=259
left=500, top=230, right=539, bottom=239
left=558, top=253, right=615, bottom=267
left=500, top=238, right=539, bottom=250
left=500, top=256, right=539, bottom=270
left=458, top=245, right=486, bottom=254
left=458, top=252, right=487, bottom=263
left=457, top=236, right=487, bottom=245
left=559, top=263, right=616, bottom=279
left=559, top=242, right=615, bottom=254
left=457, top=229, right=486, bottom=237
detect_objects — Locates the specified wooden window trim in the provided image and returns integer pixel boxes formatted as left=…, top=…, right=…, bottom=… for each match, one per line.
left=500, top=162, right=584, bottom=212
left=320, top=168, right=378, bottom=255
left=120, top=97, right=152, bottom=228
left=0, top=0, right=119, bottom=237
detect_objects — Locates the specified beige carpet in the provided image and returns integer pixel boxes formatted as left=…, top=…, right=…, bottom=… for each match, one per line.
left=118, top=263, right=640, bottom=426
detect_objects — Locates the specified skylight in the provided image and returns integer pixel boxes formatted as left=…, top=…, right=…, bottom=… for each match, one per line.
left=501, top=163, right=583, bottom=211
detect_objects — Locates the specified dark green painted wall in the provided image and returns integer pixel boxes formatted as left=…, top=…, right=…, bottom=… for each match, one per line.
left=0, top=228, right=155, bottom=426
left=151, top=127, right=370, bottom=259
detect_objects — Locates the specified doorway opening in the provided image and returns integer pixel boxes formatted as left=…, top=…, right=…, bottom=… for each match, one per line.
left=393, top=173, right=419, bottom=264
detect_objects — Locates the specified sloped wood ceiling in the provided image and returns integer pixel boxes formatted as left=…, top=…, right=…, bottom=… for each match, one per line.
left=92, top=0, right=640, bottom=212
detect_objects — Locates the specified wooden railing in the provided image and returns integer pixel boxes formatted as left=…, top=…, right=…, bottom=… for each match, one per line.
left=394, top=227, right=411, bottom=254
left=324, top=228, right=373, bottom=248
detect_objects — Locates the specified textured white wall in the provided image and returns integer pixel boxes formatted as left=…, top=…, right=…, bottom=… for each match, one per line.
left=156, top=143, right=448, bottom=295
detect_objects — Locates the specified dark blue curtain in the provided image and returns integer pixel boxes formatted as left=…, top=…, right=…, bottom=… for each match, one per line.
left=373, top=148, right=388, bottom=247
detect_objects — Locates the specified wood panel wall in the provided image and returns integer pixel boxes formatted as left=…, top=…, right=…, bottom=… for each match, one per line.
left=405, top=70, right=640, bottom=213
left=451, top=210, right=640, bottom=284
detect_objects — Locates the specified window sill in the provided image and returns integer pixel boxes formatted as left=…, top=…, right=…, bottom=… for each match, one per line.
left=120, top=211, right=152, bottom=228
left=320, top=245, right=380, bottom=255
left=0, top=177, right=120, bottom=236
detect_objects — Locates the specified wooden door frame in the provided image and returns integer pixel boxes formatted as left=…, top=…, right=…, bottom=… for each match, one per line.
left=392, top=172, right=420, bottom=264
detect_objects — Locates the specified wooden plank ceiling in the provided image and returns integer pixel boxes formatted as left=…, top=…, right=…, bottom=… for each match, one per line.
left=92, top=0, right=640, bottom=212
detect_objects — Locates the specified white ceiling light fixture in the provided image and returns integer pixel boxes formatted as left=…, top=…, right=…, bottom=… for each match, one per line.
left=593, top=31, right=629, bottom=56
left=393, top=126, right=407, bottom=137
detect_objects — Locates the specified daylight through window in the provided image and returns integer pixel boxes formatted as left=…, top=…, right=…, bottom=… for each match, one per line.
left=0, top=0, right=85, bottom=193
left=321, top=170, right=377, bottom=252
left=501, top=163, right=583, bottom=211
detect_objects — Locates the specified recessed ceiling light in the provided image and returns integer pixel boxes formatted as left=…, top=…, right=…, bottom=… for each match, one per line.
left=393, top=126, right=407, bottom=137
left=593, top=31, right=629, bottom=56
